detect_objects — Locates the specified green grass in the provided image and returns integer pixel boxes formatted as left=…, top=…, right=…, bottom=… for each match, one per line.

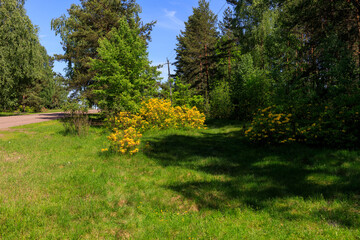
left=0, top=120, right=359, bottom=239
left=0, top=109, right=62, bottom=117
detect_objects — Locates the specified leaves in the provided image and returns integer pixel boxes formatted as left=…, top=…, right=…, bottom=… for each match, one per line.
left=90, top=18, right=158, bottom=113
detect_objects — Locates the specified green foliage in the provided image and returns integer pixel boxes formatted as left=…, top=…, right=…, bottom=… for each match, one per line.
left=90, top=18, right=158, bottom=113
left=218, top=0, right=360, bottom=148
left=292, top=100, right=360, bottom=148
left=61, top=100, right=90, bottom=136
left=172, top=81, right=205, bottom=113
left=51, top=0, right=155, bottom=102
left=245, top=106, right=295, bottom=144
left=246, top=101, right=360, bottom=147
left=0, top=0, right=66, bottom=111
left=174, top=0, right=219, bottom=103
left=0, top=0, right=63, bottom=111
left=231, top=54, right=273, bottom=119
left=210, top=81, right=234, bottom=119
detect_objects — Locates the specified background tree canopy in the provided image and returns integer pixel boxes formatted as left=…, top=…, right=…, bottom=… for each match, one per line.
left=0, top=0, right=65, bottom=111
left=51, top=0, right=155, bottom=104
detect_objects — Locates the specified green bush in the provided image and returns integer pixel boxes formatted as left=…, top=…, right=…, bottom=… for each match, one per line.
left=210, top=82, right=234, bottom=119
left=245, top=106, right=295, bottom=144
left=231, top=54, right=273, bottom=120
left=61, top=100, right=90, bottom=136
left=172, top=81, right=205, bottom=113
left=245, top=103, right=360, bottom=147
left=296, top=104, right=360, bottom=147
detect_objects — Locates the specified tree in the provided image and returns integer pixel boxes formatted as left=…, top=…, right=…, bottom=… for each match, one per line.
left=90, top=18, right=158, bottom=113
left=51, top=0, right=155, bottom=103
left=174, top=0, right=219, bottom=103
left=0, top=0, right=61, bottom=111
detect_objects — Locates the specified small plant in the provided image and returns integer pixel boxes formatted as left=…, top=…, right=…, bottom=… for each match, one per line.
left=24, top=106, right=35, bottom=113
left=61, top=100, right=90, bottom=136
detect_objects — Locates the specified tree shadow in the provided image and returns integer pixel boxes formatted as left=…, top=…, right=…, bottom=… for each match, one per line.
left=144, top=127, right=360, bottom=228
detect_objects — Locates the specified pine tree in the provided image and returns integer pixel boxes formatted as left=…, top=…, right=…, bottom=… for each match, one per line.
left=174, top=0, right=219, bottom=103
left=51, top=0, right=155, bottom=103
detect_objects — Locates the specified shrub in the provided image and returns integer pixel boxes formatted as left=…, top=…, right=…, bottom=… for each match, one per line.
left=245, top=106, right=295, bottom=144
left=245, top=104, right=360, bottom=147
left=210, top=82, right=234, bottom=119
left=24, top=106, right=35, bottom=113
left=104, top=98, right=206, bottom=154
left=106, top=112, right=149, bottom=132
left=296, top=105, right=360, bottom=147
left=106, top=127, right=142, bottom=155
left=172, top=81, right=205, bottom=113
left=139, top=98, right=206, bottom=130
left=61, top=100, right=90, bottom=136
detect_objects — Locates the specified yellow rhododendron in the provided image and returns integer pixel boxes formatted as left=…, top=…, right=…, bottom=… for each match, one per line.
left=104, top=98, right=206, bottom=155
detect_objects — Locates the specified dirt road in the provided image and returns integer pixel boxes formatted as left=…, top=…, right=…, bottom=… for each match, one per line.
left=0, top=110, right=99, bottom=130
left=0, top=112, right=65, bottom=130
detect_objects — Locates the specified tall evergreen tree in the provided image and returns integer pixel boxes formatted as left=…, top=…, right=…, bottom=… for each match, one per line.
left=51, top=0, right=155, bottom=103
left=174, top=0, right=219, bottom=103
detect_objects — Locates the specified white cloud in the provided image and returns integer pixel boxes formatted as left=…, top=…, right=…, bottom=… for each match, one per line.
left=39, top=34, right=47, bottom=39
left=157, top=9, right=184, bottom=30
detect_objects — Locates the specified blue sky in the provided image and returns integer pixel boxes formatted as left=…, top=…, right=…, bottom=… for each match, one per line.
left=24, top=0, right=227, bottom=80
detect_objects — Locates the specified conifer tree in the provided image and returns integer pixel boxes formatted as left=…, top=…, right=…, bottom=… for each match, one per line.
left=174, top=0, right=219, bottom=103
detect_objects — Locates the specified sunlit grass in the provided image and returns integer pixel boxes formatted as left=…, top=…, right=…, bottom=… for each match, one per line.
left=0, top=120, right=359, bottom=239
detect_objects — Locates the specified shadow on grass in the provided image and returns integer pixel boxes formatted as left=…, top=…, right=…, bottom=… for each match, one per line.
left=144, top=124, right=360, bottom=228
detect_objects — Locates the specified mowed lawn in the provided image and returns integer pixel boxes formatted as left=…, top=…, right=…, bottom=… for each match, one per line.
left=0, top=120, right=359, bottom=239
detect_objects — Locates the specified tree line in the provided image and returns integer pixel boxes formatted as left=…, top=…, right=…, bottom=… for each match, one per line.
left=1, top=0, right=359, bottom=146
left=174, top=0, right=360, bottom=122
left=0, top=0, right=66, bottom=112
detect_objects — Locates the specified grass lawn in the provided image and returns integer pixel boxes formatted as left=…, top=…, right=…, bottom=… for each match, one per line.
left=0, top=120, right=359, bottom=239
left=0, top=109, right=62, bottom=117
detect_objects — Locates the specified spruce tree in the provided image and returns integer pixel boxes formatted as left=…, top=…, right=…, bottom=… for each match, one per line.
left=174, top=0, right=219, bottom=103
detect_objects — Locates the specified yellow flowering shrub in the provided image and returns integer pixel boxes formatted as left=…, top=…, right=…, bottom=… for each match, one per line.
left=139, top=98, right=206, bottom=129
left=104, top=98, right=206, bottom=154
left=296, top=105, right=360, bottom=146
left=107, top=127, right=142, bottom=155
left=107, top=111, right=149, bottom=132
left=245, top=106, right=295, bottom=144
left=140, top=98, right=173, bottom=129
left=246, top=104, right=360, bottom=147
